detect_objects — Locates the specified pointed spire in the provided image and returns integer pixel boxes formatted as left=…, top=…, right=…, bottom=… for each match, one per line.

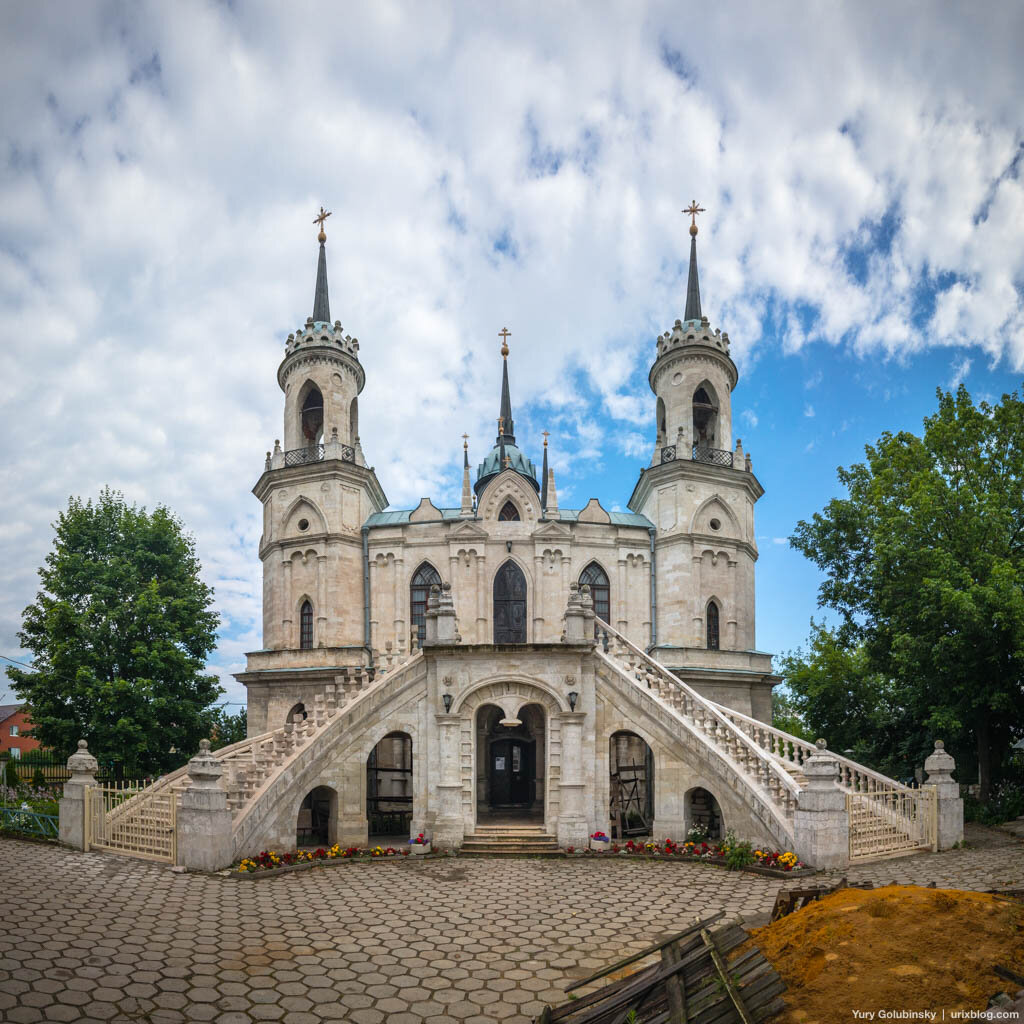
left=312, top=206, right=332, bottom=323
left=541, top=432, right=549, bottom=515
left=546, top=462, right=558, bottom=514
left=683, top=200, right=705, bottom=322
left=460, top=435, right=473, bottom=515
left=497, top=327, right=515, bottom=444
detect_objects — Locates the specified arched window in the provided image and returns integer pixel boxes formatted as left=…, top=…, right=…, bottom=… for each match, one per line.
left=579, top=562, right=610, bottom=627
left=498, top=500, right=521, bottom=521
left=656, top=396, right=667, bottom=442
left=692, top=383, right=718, bottom=449
left=410, top=563, right=441, bottom=648
left=300, top=601, right=314, bottom=649
left=300, top=384, right=324, bottom=445
left=493, top=560, right=527, bottom=643
left=706, top=600, right=720, bottom=650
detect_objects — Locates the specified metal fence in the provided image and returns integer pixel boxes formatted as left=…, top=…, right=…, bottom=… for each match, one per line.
left=0, top=753, right=135, bottom=785
left=85, top=781, right=177, bottom=864
left=0, top=805, right=59, bottom=839
left=847, top=787, right=936, bottom=862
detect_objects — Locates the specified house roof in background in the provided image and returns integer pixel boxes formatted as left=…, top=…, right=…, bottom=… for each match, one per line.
left=0, top=704, right=23, bottom=724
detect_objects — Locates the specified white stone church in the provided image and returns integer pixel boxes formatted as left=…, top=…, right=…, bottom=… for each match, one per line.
left=64, top=209, right=960, bottom=872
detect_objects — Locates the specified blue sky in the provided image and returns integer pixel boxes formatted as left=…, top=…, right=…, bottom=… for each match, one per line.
left=1, top=2, right=1022, bottom=709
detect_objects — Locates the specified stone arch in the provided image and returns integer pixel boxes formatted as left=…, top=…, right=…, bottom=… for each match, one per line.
left=498, top=499, right=522, bottom=521
left=685, top=785, right=724, bottom=840
left=409, top=562, right=441, bottom=648
left=282, top=495, right=328, bottom=536
left=286, top=702, right=308, bottom=726
left=608, top=729, right=655, bottom=838
left=297, top=379, right=325, bottom=445
left=705, top=597, right=721, bottom=650
left=692, top=379, right=720, bottom=449
left=656, top=396, right=667, bottom=442
left=296, top=595, right=314, bottom=649
left=349, top=397, right=359, bottom=446
left=579, top=560, right=611, bottom=626
left=295, top=784, right=338, bottom=847
left=366, top=730, right=413, bottom=838
left=689, top=495, right=741, bottom=536
left=481, top=472, right=539, bottom=522
left=453, top=677, right=566, bottom=832
left=492, top=558, right=529, bottom=643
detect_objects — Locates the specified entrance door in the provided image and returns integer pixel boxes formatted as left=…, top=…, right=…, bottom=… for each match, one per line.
left=493, top=560, right=527, bottom=643
left=489, top=738, right=533, bottom=806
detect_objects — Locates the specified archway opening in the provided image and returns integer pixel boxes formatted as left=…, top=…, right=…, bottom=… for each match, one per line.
left=609, top=731, right=654, bottom=839
left=296, top=785, right=336, bottom=848
left=300, top=383, right=325, bottom=446
left=476, top=702, right=545, bottom=825
left=692, top=382, right=719, bottom=451
left=367, top=731, right=413, bottom=839
left=687, top=786, right=723, bottom=840
left=287, top=702, right=307, bottom=727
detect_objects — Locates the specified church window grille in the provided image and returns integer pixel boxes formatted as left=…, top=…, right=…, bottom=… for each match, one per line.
left=300, top=601, right=314, bottom=649
left=579, top=562, right=610, bottom=628
left=498, top=500, right=521, bottom=521
left=410, top=563, right=441, bottom=648
left=706, top=600, right=720, bottom=650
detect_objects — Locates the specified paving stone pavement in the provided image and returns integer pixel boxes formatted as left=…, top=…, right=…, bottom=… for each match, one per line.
left=1, top=825, right=1021, bottom=1024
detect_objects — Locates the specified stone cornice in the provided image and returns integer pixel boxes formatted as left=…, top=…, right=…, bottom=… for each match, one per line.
left=252, top=458, right=388, bottom=511
left=628, top=457, right=764, bottom=513
left=277, top=344, right=365, bottom=395
left=649, top=343, right=738, bottom=395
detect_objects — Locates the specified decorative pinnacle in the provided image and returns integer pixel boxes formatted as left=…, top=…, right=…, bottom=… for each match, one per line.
left=683, top=199, right=705, bottom=237
left=313, top=206, right=332, bottom=243
left=499, top=326, right=511, bottom=358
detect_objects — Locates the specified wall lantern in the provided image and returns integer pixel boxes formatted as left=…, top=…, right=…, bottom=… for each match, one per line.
left=567, top=691, right=579, bottom=712
left=442, top=693, right=454, bottom=714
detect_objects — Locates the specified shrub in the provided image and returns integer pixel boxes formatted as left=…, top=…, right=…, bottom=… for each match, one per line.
left=2, top=759, right=18, bottom=790
left=724, top=840, right=755, bottom=871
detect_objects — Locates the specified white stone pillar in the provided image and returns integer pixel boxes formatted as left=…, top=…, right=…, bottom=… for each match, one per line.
left=59, top=740, right=98, bottom=850
left=616, top=558, right=627, bottom=631
left=533, top=553, right=545, bottom=639
left=177, top=740, right=234, bottom=872
left=556, top=711, right=589, bottom=848
left=392, top=556, right=405, bottom=649
left=281, top=557, right=293, bottom=647
left=316, top=554, right=328, bottom=643
left=691, top=553, right=703, bottom=645
left=368, top=558, right=379, bottom=652
left=726, top=558, right=738, bottom=649
left=433, top=714, right=465, bottom=848
left=793, top=739, right=849, bottom=869
left=923, top=740, right=963, bottom=850
left=475, top=553, right=486, bottom=643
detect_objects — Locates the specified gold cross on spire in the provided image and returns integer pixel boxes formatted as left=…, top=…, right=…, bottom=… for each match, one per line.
left=683, top=200, right=705, bottom=237
left=462, top=433, right=469, bottom=449
left=313, top=206, right=332, bottom=242
left=542, top=430, right=550, bottom=447
left=499, top=327, right=511, bottom=358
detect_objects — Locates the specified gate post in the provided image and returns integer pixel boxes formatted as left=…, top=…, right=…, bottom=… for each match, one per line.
left=923, top=740, right=963, bottom=851
left=793, top=739, right=849, bottom=869
left=59, top=739, right=98, bottom=850
left=177, top=740, right=234, bottom=871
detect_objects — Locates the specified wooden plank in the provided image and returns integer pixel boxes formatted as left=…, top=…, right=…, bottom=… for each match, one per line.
left=661, top=940, right=687, bottom=1024
left=700, top=929, right=755, bottom=1024
left=995, top=965, right=1024, bottom=987
left=550, top=965, right=659, bottom=1020
left=565, top=914, right=724, bottom=992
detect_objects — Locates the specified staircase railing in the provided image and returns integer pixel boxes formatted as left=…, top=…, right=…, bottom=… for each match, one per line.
left=594, top=618, right=802, bottom=819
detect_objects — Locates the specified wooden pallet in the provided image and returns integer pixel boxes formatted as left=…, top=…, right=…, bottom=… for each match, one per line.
left=536, top=913, right=785, bottom=1024
left=769, top=876, right=877, bottom=922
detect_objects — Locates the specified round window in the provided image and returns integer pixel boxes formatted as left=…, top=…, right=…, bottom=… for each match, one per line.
left=297, top=518, right=310, bottom=531
left=709, top=518, right=721, bottom=531
left=671, top=371, right=683, bottom=386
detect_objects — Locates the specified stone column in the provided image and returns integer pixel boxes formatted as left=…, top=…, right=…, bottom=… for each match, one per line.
left=434, top=582, right=458, bottom=643
left=59, top=740, right=98, bottom=850
left=533, top=553, right=545, bottom=639
left=368, top=558, right=379, bottom=652
left=923, top=740, right=963, bottom=850
left=726, top=558, right=738, bottom=650
left=475, top=553, right=486, bottom=643
left=281, top=557, right=293, bottom=646
left=793, top=739, right=849, bottom=869
left=177, top=740, right=234, bottom=872
left=433, top=713, right=465, bottom=849
left=616, top=558, right=627, bottom=631
left=556, top=711, right=589, bottom=848
left=564, top=583, right=588, bottom=644
left=316, top=554, right=328, bottom=643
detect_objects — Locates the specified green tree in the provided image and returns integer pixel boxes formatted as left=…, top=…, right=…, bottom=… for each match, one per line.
left=791, top=385, right=1024, bottom=800
left=210, top=707, right=247, bottom=750
left=6, top=488, right=221, bottom=777
left=770, top=687, right=812, bottom=741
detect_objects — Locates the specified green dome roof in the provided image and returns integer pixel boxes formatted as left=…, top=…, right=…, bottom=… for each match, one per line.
left=475, top=444, right=539, bottom=496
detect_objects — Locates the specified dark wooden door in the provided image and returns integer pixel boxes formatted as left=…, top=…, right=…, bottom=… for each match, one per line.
left=493, top=560, right=527, bottom=643
left=489, top=739, right=532, bottom=806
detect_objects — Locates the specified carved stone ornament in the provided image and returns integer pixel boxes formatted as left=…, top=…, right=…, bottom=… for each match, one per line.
left=66, top=738, right=99, bottom=782
left=187, top=739, right=225, bottom=789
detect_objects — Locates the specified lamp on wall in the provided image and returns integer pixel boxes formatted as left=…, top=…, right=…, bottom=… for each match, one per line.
left=442, top=692, right=454, bottom=714
left=567, top=691, right=579, bottom=712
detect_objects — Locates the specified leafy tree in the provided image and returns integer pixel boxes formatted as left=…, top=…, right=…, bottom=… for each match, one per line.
left=791, top=386, right=1024, bottom=800
left=210, top=707, right=247, bottom=750
left=6, top=488, right=221, bottom=777
left=770, top=687, right=812, bottom=741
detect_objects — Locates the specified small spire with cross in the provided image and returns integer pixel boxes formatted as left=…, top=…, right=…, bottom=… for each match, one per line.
left=542, top=430, right=550, bottom=448
left=313, top=206, right=332, bottom=243
left=499, top=327, right=511, bottom=358
left=462, top=432, right=469, bottom=449
left=683, top=200, right=705, bottom=237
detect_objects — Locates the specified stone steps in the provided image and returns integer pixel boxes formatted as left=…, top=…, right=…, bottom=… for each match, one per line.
left=460, top=829, right=562, bottom=856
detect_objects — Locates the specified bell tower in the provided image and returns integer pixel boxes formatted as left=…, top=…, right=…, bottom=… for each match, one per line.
left=252, top=208, right=387, bottom=657
left=629, top=203, right=767, bottom=685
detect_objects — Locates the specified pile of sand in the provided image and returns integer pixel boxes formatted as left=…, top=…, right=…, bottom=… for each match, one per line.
left=743, top=885, right=1024, bottom=1022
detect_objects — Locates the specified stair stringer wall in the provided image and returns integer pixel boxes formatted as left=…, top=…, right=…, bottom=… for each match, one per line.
left=595, top=662, right=795, bottom=851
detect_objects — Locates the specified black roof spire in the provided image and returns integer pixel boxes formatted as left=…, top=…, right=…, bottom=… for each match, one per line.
left=683, top=199, right=705, bottom=322
left=540, top=432, right=549, bottom=514
left=312, top=206, right=331, bottom=323
left=497, top=327, right=515, bottom=445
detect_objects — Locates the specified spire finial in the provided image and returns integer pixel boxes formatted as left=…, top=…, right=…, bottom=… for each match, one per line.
left=683, top=200, right=705, bottom=237
left=499, top=326, right=511, bottom=358
left=542, top=430, right=549, bottom=447
left=313, top=206, right=332, bottom=244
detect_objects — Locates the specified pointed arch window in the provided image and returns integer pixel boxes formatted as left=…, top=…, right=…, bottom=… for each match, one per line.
left=300, top=600, right=314, bottom=650
left=579, top=562, right=610, bottom=627
left=410, top=563, right=441, bottom=648
left=706, top=600, right=720, bottom=651
left=498, top=500, right=521, bottom=522
left=300, top=384, right=325, bottom=445
left=493, top=560, right=527, bottom=643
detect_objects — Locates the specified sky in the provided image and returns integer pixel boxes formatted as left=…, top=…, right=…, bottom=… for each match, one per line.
left=1, top=2, right=1022, bottom=710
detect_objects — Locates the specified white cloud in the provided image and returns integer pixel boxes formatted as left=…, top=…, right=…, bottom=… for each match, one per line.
left=740, top=409, right=759, bottom=429
left=2, top=1, right=1023, bottom=702
left=804, top=404, right=816, bottom=418
left=949, top=355, right=973, bottom=389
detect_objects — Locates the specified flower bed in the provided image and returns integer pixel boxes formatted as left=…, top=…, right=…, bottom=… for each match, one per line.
left=234, top=843, right=436, bottom=876
left=578, top=837, right=813, bottom=875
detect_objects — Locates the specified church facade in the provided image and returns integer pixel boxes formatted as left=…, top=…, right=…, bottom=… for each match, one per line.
left=234, top=209, right=782, bottom=852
